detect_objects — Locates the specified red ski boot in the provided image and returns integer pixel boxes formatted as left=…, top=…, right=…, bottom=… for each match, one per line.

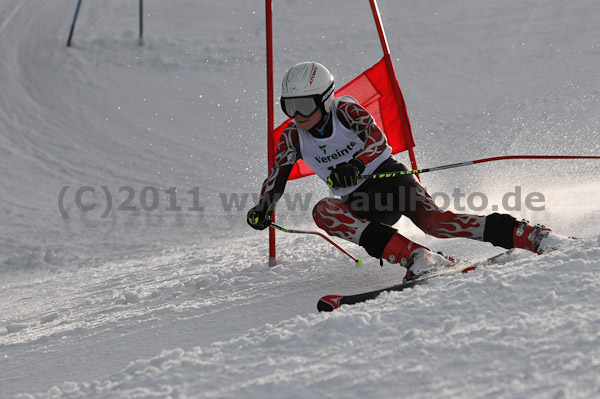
left=381, top=234, right=453, bottom=281
left=513, top=219, right=566, bottom=254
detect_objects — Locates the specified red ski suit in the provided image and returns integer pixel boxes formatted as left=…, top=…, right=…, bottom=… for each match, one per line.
left=260, top=98, right=516, bottom=260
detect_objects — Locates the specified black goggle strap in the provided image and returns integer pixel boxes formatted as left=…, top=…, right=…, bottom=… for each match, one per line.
left=320, top=83, right=334, bottom=104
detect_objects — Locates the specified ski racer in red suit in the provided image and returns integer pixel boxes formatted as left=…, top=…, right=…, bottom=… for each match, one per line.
left=248, top=62, right=564, bottom=280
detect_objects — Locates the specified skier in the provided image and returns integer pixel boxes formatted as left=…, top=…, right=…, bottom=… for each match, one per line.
left=247, top=61, right=564, bottom=280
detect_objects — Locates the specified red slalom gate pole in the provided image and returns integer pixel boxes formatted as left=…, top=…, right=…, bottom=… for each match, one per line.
left=265, top=0, right=277, bottom=266
left=368, top=0, right=420, bottom=180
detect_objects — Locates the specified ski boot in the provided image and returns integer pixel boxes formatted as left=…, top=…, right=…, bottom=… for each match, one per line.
left=513, top=219, right=566, bottom=254
left=381, top=233, right=454, bottom=282
left=403, top=248, right=455, bottom=282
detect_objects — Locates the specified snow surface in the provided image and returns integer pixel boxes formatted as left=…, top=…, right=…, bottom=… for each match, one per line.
left=1, top=0, right=599, bottom=398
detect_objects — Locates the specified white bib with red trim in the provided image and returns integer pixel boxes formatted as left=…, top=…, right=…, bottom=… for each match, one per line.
left=296, top=97, right=391, bottom=196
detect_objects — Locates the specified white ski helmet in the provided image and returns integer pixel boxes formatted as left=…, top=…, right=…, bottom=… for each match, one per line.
left=280, top=62, right=335, bottom=118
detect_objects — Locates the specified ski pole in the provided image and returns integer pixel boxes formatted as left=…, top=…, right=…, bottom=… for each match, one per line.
left=361, top=155, right=600, bottom=180
left=270, top=223, right=363, bottom=265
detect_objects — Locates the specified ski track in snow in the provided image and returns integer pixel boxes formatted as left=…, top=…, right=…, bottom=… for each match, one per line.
left=11, top=239, right=600, bottom=399
left=0, top=0, right=599, bottom=398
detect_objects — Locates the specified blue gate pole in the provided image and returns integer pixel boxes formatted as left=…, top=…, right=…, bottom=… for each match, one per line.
left=66, top=0, right=84, bottom=47
left=139, top=0, right=144, bottom=46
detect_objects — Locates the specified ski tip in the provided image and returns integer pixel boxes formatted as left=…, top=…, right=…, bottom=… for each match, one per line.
left=317, top=295, right=343, bottom=312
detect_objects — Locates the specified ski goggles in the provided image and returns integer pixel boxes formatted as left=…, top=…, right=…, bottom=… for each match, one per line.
left=281, top=96, right=320, bottom=118
left=280, top=83, right=335, bottom=118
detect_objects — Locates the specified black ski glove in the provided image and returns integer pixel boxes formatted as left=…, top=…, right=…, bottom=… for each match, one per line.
left=328, top=159, right=365, bottom=188
left=247, top=198, right=274, bottom=230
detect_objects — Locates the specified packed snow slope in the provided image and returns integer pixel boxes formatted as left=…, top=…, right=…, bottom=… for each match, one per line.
left=0, top=0, right=599, bottom=398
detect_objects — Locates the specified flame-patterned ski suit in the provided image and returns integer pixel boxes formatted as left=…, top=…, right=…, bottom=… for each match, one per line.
left=260, top=99, right=517, bottom=260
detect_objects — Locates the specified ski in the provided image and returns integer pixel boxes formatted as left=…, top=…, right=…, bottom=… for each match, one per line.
left=317, top=250, right=520, bottom=312
left=317, top=263, right=474, bottom=312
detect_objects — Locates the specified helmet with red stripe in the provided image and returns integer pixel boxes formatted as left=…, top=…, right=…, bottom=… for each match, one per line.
left=280, top=62, right=335, bottom=118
